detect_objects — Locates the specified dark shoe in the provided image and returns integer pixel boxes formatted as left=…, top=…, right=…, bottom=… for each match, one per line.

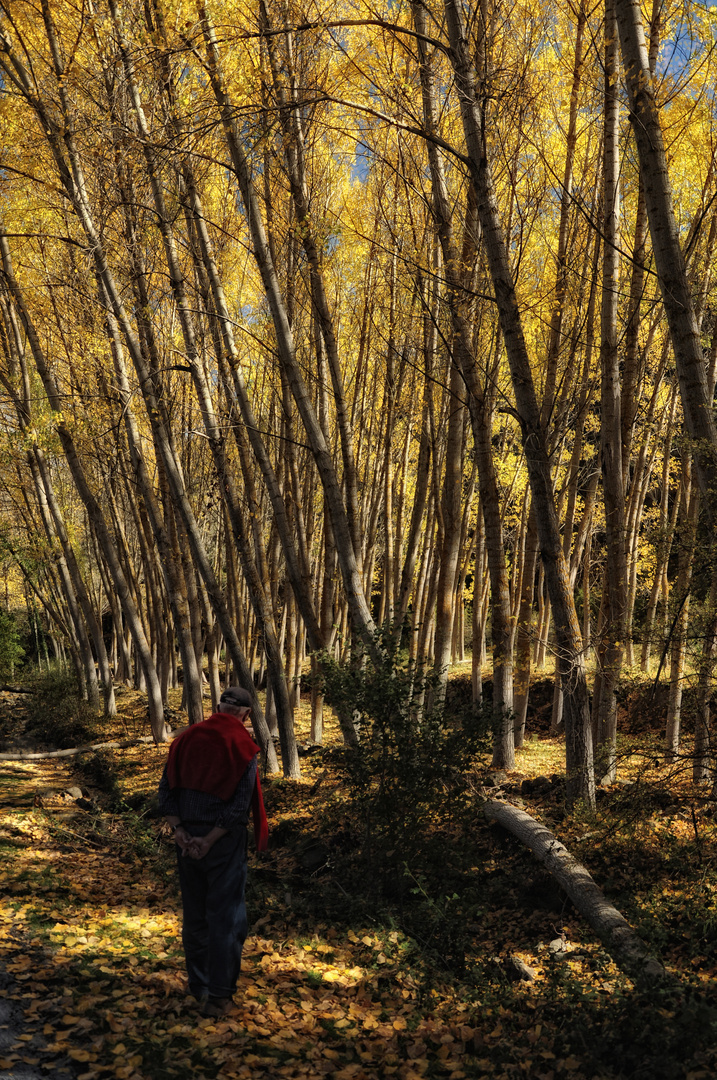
left=203, top=996, right=232, bottom=1018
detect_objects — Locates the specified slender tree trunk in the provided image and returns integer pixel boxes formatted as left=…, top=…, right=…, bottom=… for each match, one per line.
left=695, top=569, right=717, bottom=782
left=107, top=0, right=293, bottom=773
left=97, top=277, right=205, bottom=725
left=198, top=6, right=378, bottom=653
left=615, top=0, right=717, bottom=508
left=472, top=509, right=486, bottom=703
left=541, top=0, right=588, bottom=425
left=444, top=0, right=594, bottom=805
left=514, top=508, right=539, bottom=747
left=0, top=235, right=168, bottom=740
left=641, top=384, right=679, bottom=671
left=260, top=1, right=364, bottom=568
left=665, top=460, right=699, bottom=759
left=595, top=0, right=626, bottom=785
left=433, top=363, right=465, bottom=695
left=414, top=0, right=513, bottom=759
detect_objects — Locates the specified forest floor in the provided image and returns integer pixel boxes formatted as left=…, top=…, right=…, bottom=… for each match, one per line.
left=0, top=667, right=716, bottom=1080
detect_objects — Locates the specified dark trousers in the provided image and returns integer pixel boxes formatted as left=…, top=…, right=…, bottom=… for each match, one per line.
left=176, top=826, right=248, bottom=1000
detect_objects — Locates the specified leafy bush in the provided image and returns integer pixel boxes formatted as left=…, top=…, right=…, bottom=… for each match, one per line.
left=311, top=631, right=492, bottom=970
left=317, top=630, right=490, bottom=906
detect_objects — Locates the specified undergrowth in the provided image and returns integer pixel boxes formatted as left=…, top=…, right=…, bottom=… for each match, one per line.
left=312, top=631, right=493, bottom=968
left=24, top=664, right=101, bottom=748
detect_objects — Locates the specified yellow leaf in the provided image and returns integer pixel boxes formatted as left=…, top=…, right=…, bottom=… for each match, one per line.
left=361, top=936, right=372, bottom=946
left=64, top=936, right=77, bottom=947
left=112, top=1044, right=127, bottom=1055
left=393, top=1018, right=407, bottom=1031
left=62, top=1015, right=80, bottom=1025
left=376, top=953, right=387, bottom=964
left=69, top=1050, right=92, bottom=1062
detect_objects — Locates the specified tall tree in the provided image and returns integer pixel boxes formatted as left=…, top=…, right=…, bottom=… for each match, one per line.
left=443, top=0, right=595, bottom=805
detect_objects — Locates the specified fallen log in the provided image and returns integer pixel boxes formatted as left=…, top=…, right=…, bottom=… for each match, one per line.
left=0, top=684, right=34, bottom=694
left=484, top=799, right=670, bottom=986
left=0, top=735, right=160, bottom=761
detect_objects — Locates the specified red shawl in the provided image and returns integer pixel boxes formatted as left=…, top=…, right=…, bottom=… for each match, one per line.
left=166, top=711, right=268, bottom=851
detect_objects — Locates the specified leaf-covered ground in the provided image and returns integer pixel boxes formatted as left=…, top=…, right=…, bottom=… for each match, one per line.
left=1, top=676, right=717, bottom=1080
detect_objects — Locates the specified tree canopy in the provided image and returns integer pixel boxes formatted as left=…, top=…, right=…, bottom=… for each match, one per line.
left=0, top=0, right=716, bottom=802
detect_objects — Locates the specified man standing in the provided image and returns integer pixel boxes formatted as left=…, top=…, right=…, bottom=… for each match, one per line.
left=158, top=686, right=269, bottom=1017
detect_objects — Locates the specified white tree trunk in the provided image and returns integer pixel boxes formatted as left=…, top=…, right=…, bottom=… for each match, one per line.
left=484, top=800, right=668, bottom=984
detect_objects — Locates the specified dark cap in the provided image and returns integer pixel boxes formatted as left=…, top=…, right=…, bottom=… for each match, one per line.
left=219, top=686, right=253, bottom=709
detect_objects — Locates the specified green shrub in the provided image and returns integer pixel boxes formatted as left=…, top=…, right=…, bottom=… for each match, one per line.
left=313, top=631, right=490, bottom=970
left=318, top=630, right=490, bottom=878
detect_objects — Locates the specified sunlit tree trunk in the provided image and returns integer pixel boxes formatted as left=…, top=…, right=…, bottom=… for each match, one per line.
left=445, top=0, right=594, bottom=805
left=28, top=455, right=99, bottom=707
left=260, top=0, right=364, bottom=569
left=96, top=277, right=205, bottom=726
left=595, top=0, right=626, bottom=785
left=396, top=288, right=434, bottom=629
left=665, top=458, right=699, bottom=760
left=541, top=0, right=588, bottom=427
left=0, top=302, right=113, bottom=712
left=433, top=362, right=466, bottom=694
left=640, top=384, right=679, bottom=672
left=198, top=6, right=378, bottom=654
left=615, top=0, right=717, bottom=508
left=514, top=508, right=538, bottom=748
left=107, top=0, right=296, bottom=773
left=414, top=0, right=513, bottom=758
left=0, top=228, right=169, bottom=742
left=472, top=511, right=488, bottom=703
